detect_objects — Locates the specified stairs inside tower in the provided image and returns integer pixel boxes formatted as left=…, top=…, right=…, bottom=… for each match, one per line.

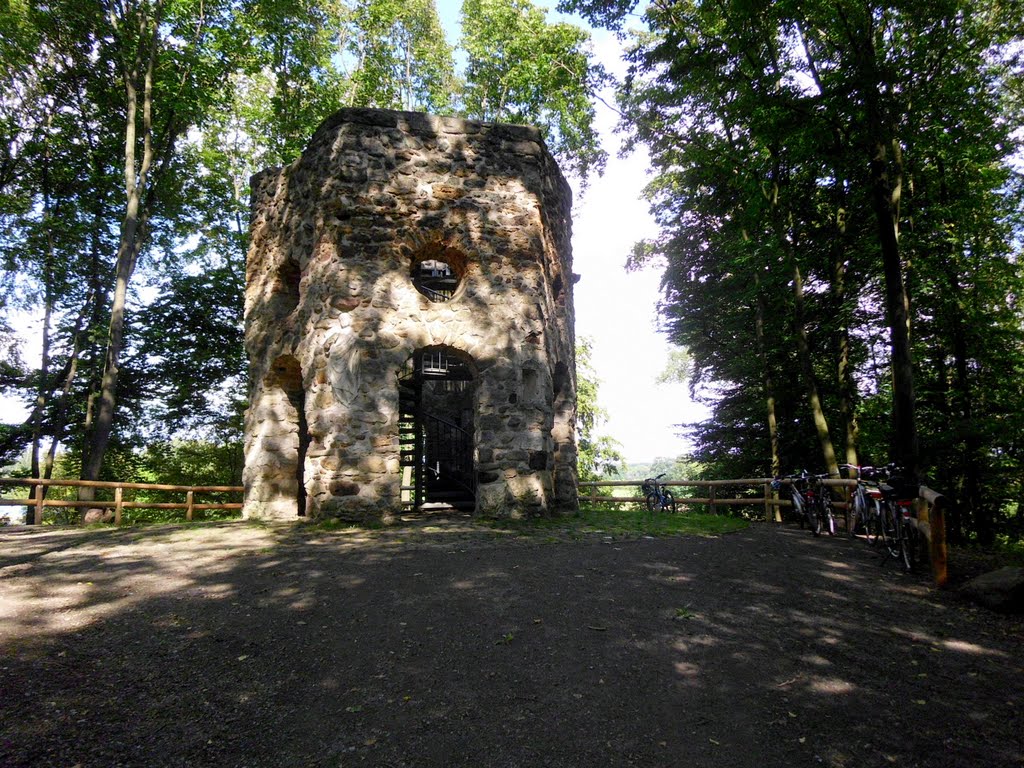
left=398, top=360, right=475, bottom=512
left=398, top=377, right=421, bottom=507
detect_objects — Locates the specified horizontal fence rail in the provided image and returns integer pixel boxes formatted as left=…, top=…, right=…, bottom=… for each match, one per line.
left=579, top=478, right=948, bottom=587
left=4, top=475, right=947, bottom=587
left=0, top=477, right=244, bottom=526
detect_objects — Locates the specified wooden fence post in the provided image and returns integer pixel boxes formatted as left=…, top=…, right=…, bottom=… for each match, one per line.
left=33, top=482, right=44, bottom=525
left=186, top=490, right=195, bottom=521
left=114, top=486, right=123, bottom=526
left=709, top=485, right=717, bottom=515
left=927, top=495, right=948, bottom=588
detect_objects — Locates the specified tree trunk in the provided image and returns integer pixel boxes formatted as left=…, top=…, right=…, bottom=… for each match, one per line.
left=830, top=174, right=859, bottom=467
left=793, top=264, right=839, bottom=477
left=30, top=138, right=56, bottom=511
left=935, top=156, right=985, bottom=542
left=80, top=2, right=163, bottom=502
left=754, top=273, right=780, bottom=479
left=764, top=161, right=838, bottom=477
left=869, top=136, right=918, bottom=479
left=824, top=3, right=918, bottom=478
left=948, top=270, right=987, bottom=544
left=931, top=345, right=964, bottom=541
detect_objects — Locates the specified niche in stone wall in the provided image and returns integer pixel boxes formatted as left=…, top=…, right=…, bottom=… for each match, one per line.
left=274, top=256, right=301, bottom=316
left=553, top=362, right=569, bottom=398
left=522, top=368, right=542, bottom=405
left=264, top=355, right=309, bottom=516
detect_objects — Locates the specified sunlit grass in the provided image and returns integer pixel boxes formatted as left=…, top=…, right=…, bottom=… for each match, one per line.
left=483, top=504, right=749, bottom=538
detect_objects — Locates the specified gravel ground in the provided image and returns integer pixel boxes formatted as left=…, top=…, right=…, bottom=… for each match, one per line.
left=1, top=519, right=1021, bottom=768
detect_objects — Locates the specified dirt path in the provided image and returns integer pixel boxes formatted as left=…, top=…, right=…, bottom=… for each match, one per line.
left=1, top=520, right=1021, bottom=768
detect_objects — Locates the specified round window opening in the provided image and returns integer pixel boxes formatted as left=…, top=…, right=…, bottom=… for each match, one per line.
left=411, top=251, right=465, bottom=302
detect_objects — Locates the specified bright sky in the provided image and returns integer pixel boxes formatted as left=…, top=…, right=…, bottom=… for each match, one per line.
left=565, top=30, right=708, bottom=465
left=0, top=4, right=708, bottom=467
left=570, top=145, right=704, bottom=464
left=439, top=1, right=706, bottom=463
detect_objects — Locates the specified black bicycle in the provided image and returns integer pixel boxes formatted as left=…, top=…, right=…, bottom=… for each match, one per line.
left=642, top=473, right=677, bottom=513
left=874, top=465, right=920, bottom=572
left=808, top=473, right=837, bottom=536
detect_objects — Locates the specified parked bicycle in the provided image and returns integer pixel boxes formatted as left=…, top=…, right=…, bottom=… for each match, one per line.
left=808, top=473, right=837, bottom=536
left=642, top=473, right=677, bottom=513
left=873, top=465, right=920, bottom=572
left=839, top=464, right=883, bottom=543
left=772, top=471, right=812, bottom=530
left=773, top=471, right=835, bottom=536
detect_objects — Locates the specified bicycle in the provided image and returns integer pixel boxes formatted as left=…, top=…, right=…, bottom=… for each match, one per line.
left=839, top=464, right=883, bottom=544
left=642, top=473, right=677, bottom=513
left=808, top=473, right=837, bottom=536
left=874, top=465, right=920, bottom=572
left=772, top=471, right=812, bottom=530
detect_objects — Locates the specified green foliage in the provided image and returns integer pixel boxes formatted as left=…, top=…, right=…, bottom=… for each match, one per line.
left=237, top=0, right=349, bottom=163
left=570, top=0, right=1024, bottom=542
left=460, top=0, right=609, bottom=180
left=343, top=0, right=455, bottom=112
left=139, top=440, right=243, bottom=489
left=655, top=346, right=691, bottom=387
left=576, top=337, right=624, bottom=482
left=133, top=262, right=246, bottom=440
left=626, top=456, right=698, bottom=483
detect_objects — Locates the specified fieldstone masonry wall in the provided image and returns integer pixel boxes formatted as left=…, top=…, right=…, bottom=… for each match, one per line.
left=243, top=107, right=578, bottom=523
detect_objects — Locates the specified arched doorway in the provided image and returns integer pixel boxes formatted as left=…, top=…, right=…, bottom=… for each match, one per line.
left=398, top=346, right=476, bottom=511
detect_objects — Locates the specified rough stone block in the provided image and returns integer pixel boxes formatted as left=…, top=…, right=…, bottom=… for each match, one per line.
left=960, top=567, right=1024, bottom=613
left=329, top=479, right=360, bottom=497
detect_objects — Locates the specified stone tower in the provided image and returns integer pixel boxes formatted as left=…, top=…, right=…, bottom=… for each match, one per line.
left=243, top=107, right=578, bottom=523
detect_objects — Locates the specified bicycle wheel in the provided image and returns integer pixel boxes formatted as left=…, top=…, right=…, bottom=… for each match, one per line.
left=899, top=512, right=918, bottom=572
left=663, top=490, right=677, bottom=514
left=793, top=498, right=806, bottom=528
left=645, top=493, right=658, bottom=513
left=879, top=501, right=900, bottom=559
left=810, top=499, right=823, bottom=536
left=863, top=499, right=882, bottom=545
left=848, top=497, right=861, bottom=538
left=822, top=494, right=836, bottom=536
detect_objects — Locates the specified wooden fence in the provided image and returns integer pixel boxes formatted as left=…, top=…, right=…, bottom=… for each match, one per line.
left=579, top=478, right=949, bottom=587
left=2, top=475, right=947, bottom=587
left=0, top=477, right=244, bottom=526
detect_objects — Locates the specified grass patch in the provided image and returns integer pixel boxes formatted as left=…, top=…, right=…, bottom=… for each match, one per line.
left=482, top=504, right=749, bottom=538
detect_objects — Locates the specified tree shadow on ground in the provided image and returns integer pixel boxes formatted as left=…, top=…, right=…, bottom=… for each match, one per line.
left=0, top=522, right=1021, bottom=767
